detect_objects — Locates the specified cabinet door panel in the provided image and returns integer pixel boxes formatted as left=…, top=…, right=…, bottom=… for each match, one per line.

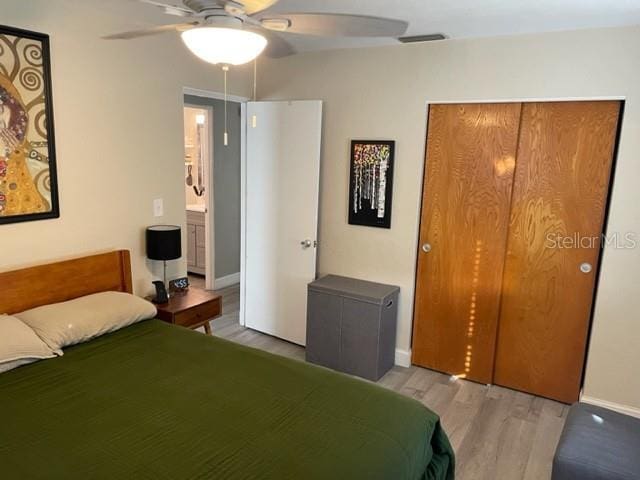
left=196, top=225, right=205, bottom=248
left=187, top=225, right=196, bottom=268
left=196, top=247, right=206, bottom=269
left=494, top=101, right=620, bottom=403
left=412, top=103, right=521, bottom=383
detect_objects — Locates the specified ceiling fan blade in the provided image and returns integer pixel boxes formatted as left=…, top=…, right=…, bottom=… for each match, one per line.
left=102, top=22, right=198, bottom=40
left=261, top=13, right=408, bottom=37
left=139, top=0, right=196, bottom=16
left=240, top=0, right=279, bottom=15
left=245, top=26, right=296, bottom=58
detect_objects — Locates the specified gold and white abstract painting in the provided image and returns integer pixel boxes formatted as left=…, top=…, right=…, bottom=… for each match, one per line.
left=0, top=26, right=58, bottom=224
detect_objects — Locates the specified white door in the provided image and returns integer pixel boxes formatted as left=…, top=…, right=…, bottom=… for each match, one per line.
left=243, top=100, right=323, bottom=345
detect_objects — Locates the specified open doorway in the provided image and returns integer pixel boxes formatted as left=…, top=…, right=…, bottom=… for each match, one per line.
left=183, top=105, right=212, bottom=286
left=183, top=91, right=243, bottom=292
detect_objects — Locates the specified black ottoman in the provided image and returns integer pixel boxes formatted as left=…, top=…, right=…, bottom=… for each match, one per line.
left=553, top=403, right=640, bottom=480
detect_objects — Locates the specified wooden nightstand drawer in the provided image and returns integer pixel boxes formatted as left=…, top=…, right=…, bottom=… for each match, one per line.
left=174, top=297, right=221, bottom=328
left=153, top=287, right=222, bottom=335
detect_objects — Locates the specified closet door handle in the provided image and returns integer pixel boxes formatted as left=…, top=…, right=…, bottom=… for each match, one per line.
left=580, top=262, right=593, bottom=274
left=422, top=243, right=432, bottom=253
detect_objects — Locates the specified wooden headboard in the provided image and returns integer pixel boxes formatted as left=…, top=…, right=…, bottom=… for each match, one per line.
left=0, top=250, right=132, bottom=315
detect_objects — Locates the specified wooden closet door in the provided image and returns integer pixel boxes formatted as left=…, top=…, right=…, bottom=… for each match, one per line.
left=494, top=101, right=620, bottom=403
left=412, top=103, right=522, bottom=383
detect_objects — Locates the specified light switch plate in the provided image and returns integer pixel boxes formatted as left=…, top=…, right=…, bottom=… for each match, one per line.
left=153, top=198, right=163, bottom=217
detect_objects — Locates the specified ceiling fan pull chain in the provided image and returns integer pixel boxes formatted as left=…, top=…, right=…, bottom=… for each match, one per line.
left=251, top=58, right=259, bottom=129
left=253, top=57, right=258, bottom=102
left=223, top=64, right=229, bottom=146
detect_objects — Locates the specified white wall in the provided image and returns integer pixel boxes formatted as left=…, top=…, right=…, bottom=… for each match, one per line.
left=0, top=0, right=252, bottom=293
left=259, top=26, right=640, bottom=410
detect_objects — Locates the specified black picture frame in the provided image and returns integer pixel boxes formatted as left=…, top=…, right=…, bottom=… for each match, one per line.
left=348, top=140, right=395, bottom=229
left=0, top=25, right=59, bottom=225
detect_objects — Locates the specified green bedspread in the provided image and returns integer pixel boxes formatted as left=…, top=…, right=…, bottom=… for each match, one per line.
left=0, top=320, right=454, bottom=480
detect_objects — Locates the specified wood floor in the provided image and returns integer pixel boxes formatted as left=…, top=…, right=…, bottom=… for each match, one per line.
left=191, top=277, right=568, bottom=480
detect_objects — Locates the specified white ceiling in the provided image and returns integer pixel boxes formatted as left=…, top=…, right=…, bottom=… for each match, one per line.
left=265, top=0, right=640, bottom=52
left=107, top=0, right=640, bottom=53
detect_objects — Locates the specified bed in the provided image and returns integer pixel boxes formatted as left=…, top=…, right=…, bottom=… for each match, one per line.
left=0, top=251, right=454, bottom=480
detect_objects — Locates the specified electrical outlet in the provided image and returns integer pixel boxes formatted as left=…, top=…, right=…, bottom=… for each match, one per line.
left=153, top=198, right=164, bottom=217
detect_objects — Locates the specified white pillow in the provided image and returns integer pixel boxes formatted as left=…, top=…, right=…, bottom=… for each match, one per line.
left=15, top=291, right=157, bottom=351
left=0, top=314, right=57, bottom=373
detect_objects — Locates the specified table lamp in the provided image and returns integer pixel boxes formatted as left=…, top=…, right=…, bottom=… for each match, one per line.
left=146, top=225, right=181, bottom=301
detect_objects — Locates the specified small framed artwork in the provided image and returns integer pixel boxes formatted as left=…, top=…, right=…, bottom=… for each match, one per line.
left=348, top=140, right=395, bottom=229
left=0, top=25, right=59, bottom=225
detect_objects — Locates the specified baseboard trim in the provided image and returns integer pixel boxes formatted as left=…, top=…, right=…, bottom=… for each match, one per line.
left=395, top=348, right=411, bottom=368
left=214, top=272, right=240, bottom=289
left=580, top=395, right=640, bottom=419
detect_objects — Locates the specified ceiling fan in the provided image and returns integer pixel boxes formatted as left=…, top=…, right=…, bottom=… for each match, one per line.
left=104, top=0, right=409, bottom=64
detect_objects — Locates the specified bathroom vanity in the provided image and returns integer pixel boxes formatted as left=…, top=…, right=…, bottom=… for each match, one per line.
left=186, top=206, right=206, bottom=275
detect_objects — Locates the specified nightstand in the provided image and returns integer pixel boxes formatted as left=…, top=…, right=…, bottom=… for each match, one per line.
left=153, top=287, right=222, bottom=335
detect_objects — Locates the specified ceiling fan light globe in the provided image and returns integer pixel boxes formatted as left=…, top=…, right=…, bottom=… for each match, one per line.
left=181, top=27, right=267, bottom=66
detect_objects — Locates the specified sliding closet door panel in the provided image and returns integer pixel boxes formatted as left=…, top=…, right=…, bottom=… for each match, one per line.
left=494, top=101, right=620, bottom=403
left=412, top=103, right=522, bottom=383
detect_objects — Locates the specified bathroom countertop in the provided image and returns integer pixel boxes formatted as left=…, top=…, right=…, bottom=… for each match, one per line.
left=186, top=204, right=206, bottom=213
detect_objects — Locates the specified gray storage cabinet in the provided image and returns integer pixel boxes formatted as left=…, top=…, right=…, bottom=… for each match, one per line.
left=552, top=403, right=640, bottom=480
left=306, top=275, right=400, bottom=381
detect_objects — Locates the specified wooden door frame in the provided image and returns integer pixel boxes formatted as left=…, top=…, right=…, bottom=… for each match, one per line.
left=411, top=96, right=626, bottom=394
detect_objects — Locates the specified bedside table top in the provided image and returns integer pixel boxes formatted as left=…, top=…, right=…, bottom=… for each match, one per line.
left=154, top=287, right=221, bottom=314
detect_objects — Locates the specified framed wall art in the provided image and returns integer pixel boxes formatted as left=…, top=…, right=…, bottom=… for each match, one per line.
left=348, top=140, right=395, bottom=229
left=0, top=25, right=59, bottom=225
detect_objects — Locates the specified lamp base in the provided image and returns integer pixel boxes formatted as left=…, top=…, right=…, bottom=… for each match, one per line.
left=163, top=260, right=171, bottom=300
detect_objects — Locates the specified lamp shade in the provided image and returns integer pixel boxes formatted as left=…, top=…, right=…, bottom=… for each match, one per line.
left=181, top=27, right=267, bottom=66
left=146, top=225, right=181, bottom=261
